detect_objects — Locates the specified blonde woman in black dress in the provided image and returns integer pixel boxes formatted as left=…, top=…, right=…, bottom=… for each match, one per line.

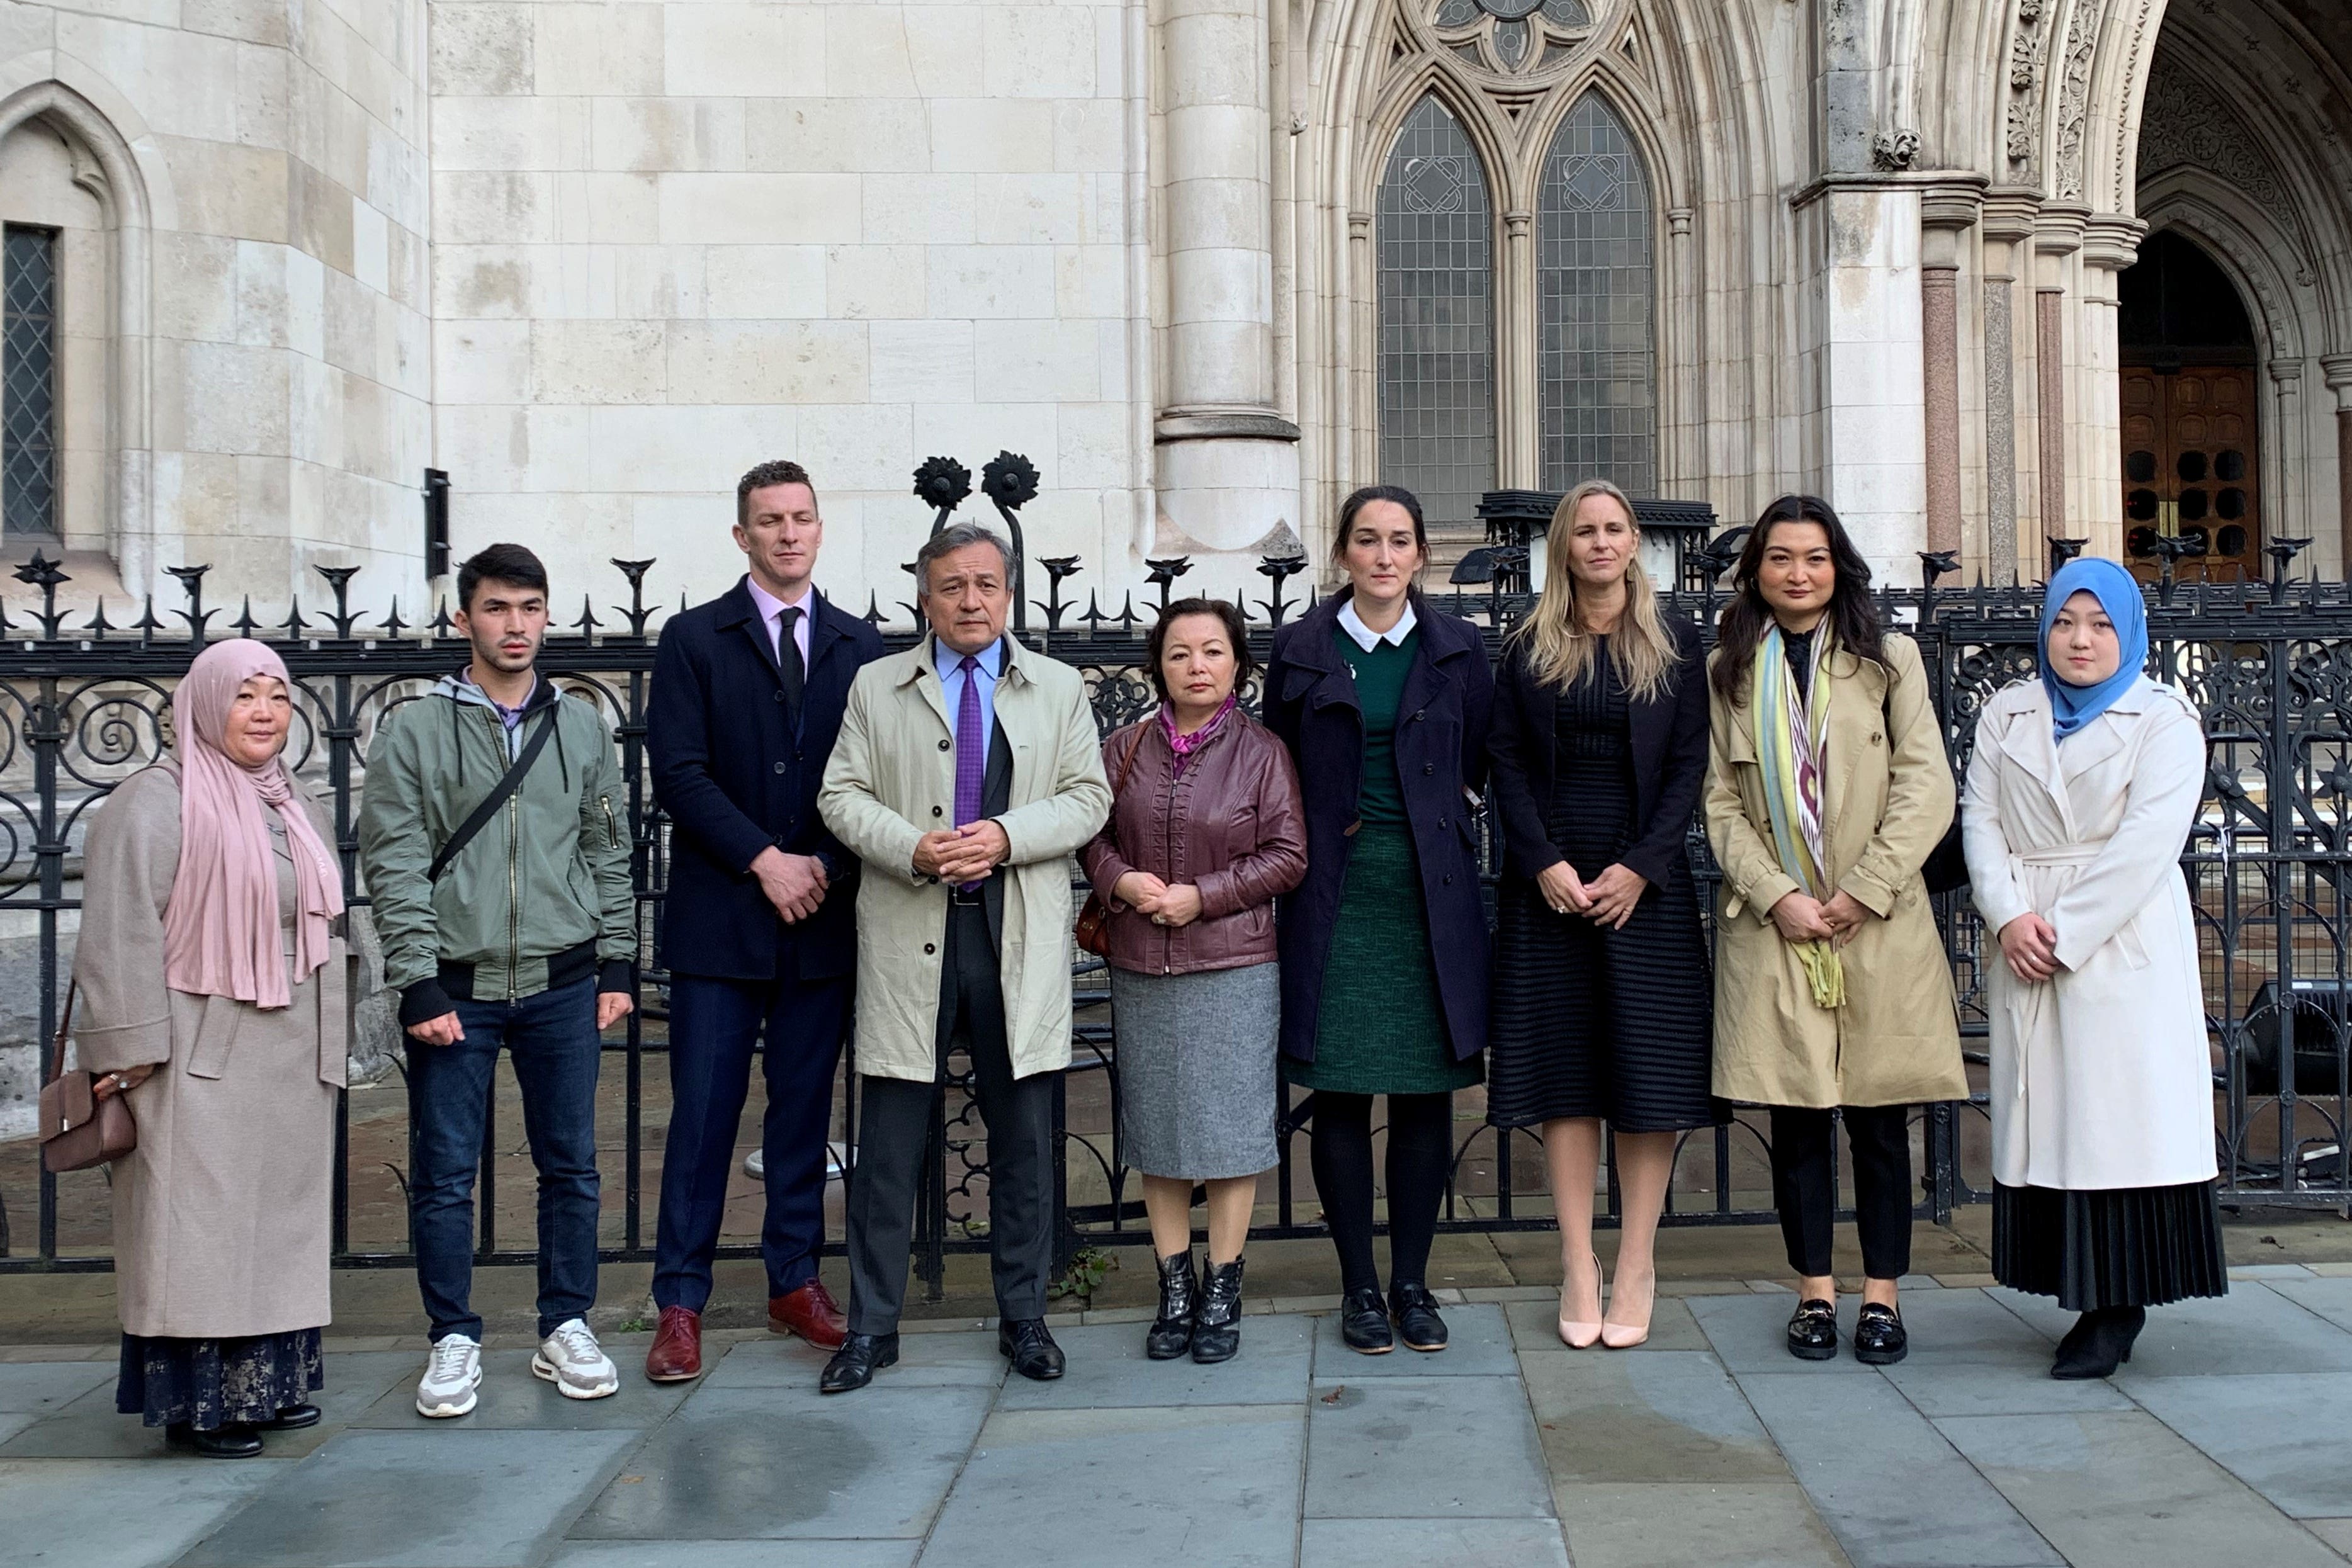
left=1487, top=480, right=1714, bottom=1349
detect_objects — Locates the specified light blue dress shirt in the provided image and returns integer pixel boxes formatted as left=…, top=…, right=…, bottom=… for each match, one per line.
left=935, top=637, right=1004, bottom=760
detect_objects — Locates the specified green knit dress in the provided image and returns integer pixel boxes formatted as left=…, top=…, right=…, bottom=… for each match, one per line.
left=1282, top=625, right=1481, bottom=1095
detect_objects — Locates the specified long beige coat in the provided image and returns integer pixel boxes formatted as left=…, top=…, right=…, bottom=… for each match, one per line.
left=1963, top=677, right=2215, bottom=1190
left=1705, top=632, right=1967, bottom=1108
left=74, top=762, right=346, bottom=1340
left=818, top=636, right=1111, bottom=1083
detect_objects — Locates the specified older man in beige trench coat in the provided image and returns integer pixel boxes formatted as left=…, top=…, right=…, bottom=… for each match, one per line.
left=815, top=522, right=1110, bottom=1393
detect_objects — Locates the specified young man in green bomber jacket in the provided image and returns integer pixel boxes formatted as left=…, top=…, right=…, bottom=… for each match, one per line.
left=358, top=543, right=638, bottom=1420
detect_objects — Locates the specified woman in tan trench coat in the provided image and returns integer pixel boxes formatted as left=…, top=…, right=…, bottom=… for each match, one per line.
left=1704, top=496, right=1964, bottom=1367
left=75, top=638, right=348, bottom=1457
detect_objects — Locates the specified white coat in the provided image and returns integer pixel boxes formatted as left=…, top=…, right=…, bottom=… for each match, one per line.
left=1962, top=675, right=2216, bottom=1191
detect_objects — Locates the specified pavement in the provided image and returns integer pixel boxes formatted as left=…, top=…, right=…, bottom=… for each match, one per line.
left=7, top=1262, right=2352, bottom=1568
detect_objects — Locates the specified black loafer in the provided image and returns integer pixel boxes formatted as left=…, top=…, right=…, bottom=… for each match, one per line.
left=258, top=1403, right=321, bottom=1432
left=1340, top=1285, right=1393, bottom=1353
left=998, top=1318, right=1066, bottom=1381
left=167, top=1422, right=264, bottom=1458
left=1389, top=1281, right=1449, bottom=1352
left=1853, top=1302, right=1908, bottom=1365
left=818, top=1331, right=900, bottom=1394
left=1785, top=1298, right=1838, bottom=1361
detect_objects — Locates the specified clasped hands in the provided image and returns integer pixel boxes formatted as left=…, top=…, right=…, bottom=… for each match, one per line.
left=914, top=820, right=1011, bottom=885
left=1537, top=861, right=1648, bottom=930
left=1996, top=912, right=2061, bottom=983
left=1112, top=871, right=1204, bottom=928
left=1768, top=888, right=1875, bottom=949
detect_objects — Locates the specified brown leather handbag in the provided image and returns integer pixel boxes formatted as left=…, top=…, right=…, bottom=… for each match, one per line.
left=1074, top=723, right=1153, bottom=957
left=38, top=982, right=138, bottom=1174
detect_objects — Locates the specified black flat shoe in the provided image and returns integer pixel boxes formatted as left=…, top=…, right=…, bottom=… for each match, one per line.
left=1192, top=1259, right=1244, bottom=1365
left=2051, top=1306, right=2144, bottom=1380
left=818, top=1331, right=900, bottom=1394
left=1853, top=1302, right=1908, bottom=1365
left=1340, top=1285, right=1393, bottom=1353
left=1146, top=1251, right=1197, bottom=1361
left=167, top=1422, right=264, bottom=1458
left=1785, top=1298, right=1838, bottom=1361
left=998, top=1318, right=1066, bottom=1381
left=1389, top=1281, right=1448, bottom=1352
left=258, top=1404, right=321, bottom=1432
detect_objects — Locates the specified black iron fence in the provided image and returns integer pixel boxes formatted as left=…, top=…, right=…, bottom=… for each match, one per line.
left=3, top=508, right=2348, bottom=1289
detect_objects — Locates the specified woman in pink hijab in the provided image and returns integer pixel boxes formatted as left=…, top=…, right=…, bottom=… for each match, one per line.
left=73, top=639, right=350, bottom=1458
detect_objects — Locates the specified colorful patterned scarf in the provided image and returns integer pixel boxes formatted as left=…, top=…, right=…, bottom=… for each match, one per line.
left=1159, top=693, right=1238, bottom=778
left=1755, top=624, right=1843, bottom=1009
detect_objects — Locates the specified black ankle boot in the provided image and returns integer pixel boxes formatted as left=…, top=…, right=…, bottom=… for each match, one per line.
left=1146, top=1251, right=1197, bottom=1360
left=2051, top=1306, right=2144, bottom=1380
left=1192, top=1259, right=1245, bottom=1364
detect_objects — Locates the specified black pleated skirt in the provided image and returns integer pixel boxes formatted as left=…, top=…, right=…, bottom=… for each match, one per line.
left=1991, top=1181, right=2229, bottom=1311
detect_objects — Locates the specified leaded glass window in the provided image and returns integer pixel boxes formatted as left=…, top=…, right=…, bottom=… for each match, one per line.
left=1377, top=97, right=1496, bottom=536
left=3, top=225, right=57, bottom=538
left=1538, top=93, right=1656, bottom=497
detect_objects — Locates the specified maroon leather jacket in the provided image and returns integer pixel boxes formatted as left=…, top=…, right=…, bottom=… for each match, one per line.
left=1078, top=711, right=1308, bottom=975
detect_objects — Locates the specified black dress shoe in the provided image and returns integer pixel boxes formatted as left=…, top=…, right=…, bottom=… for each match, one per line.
left=1340, top=1285, right=1393, bottom=1353
left=167, top=1423, right=264, bottom=1458
left=1785, top=1298, right=1838, bottom=1361
left=1389, top=1281, right=1449, bottom=1352
left=1853, top=1302, right=1908, bottom=1365
left=258, top=1403, right=321, bottom=1432
left=998, top=1319, right=1065, bottom=1381
left=1192, top=1259, right=1245, bottom=1365
left=2050, top=1306, right=2144, bottom=1380
left=818, top=1331, right=900, bottom=1394
left=1146, top=1251, right=1197, bottom=1361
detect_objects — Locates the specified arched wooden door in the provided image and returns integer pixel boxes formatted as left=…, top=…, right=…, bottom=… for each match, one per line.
left=2122, top=366, right=2261, bottom=582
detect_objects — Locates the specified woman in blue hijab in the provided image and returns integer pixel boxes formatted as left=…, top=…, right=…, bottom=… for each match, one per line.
left=1960, top=558, right=2224, bottom=1380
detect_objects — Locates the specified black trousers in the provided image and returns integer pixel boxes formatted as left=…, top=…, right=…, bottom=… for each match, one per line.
left=1768, top=1104, right=1914, bottom=1280
left=844, top=902, right=1056, bottom=1334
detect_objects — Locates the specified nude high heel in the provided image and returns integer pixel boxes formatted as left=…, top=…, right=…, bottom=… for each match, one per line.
left=1601, top=1261, right=1654, bottom=1350
left=1558, top=1253, right=1603, bottom=1348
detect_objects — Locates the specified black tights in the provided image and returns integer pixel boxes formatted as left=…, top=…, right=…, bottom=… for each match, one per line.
left=1309, top=1091, right=1454, bottom=1295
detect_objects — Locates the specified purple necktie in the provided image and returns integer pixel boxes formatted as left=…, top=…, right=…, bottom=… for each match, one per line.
left=954, top=654, right=985, bottom=891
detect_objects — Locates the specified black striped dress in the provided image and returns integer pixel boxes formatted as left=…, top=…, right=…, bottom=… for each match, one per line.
left=1486, top=645, right=1717, bottom=1131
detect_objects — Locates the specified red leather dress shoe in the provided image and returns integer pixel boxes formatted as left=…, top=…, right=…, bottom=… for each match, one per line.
left=645, top=1305, right=703, bottom=1382
left=769, top=1278, right=849, bottom=1349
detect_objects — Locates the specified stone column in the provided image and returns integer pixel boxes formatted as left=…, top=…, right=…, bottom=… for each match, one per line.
left=2324, top=355, right=2352, bottom=576
left=1978, top=193, right=2039, bottom=587
left=1919, top=187, right=1983, bottom=561
left=2269, top=361, right=2305, bottom=556
left=1156, top=0, right=1300, bottom=552
left=2079, top=215, right=2144, bottom=562
left=2032, top=208, right=2087, bottom=563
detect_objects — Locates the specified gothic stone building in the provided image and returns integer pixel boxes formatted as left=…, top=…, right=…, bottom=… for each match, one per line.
left=0, top=0, right=2347, bottom=613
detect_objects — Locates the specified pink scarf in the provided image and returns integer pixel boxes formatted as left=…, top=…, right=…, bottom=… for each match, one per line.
left=161, top=640, right=346, bottom=1010
left=1158, top=694, right=1238, bottom=778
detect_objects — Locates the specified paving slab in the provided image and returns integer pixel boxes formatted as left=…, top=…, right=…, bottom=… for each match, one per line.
left=0, top=1350, right=416, bottom=1460
left=0, top=1411, right=30, bottom=1445
left=548, top=1543, right=921, bottom=1568
left=1299, top=1516, right=1571, bottom=1567
left=0, top=1455, right=288, bottom=1568
left=569, top=1384, right=992, bottom=1541
left=1687, top=1292, right=1874, bottom=1375
left=1867, top=1287, right=2060, bottom=1363
left=1875, top=1360, right=2134, bottom=1418
left=0, top=1358, right=113, bottom=1413
left=1936, top=1411, right=2348, bottom=1568
left=993, top=1314, right=1312, bottom=1409
left=1304, top=1374, right=1552, bottom=1520
left=703, top=1331, right=1005, bottom=1392
left=348, top=1348, right=696, bottom=1430
left=1309, top=1300, right=1519, bottom=1377
left=1988, top=1283, right=2352, bottom=1377
left=1736, top=1371, right=2060, bottom=1567
left=2267, top=1275, right=2352, bottom=1335
left=919, top=1404, right=1303, bottom=1568
left=1503, top=1294, right=1707, bottom=1353
left=177, top=1428, right=640, bottom=1568
left=2117, top=1372, right=2352, bottom=1518
left=2303, top=1519, right=2352, bottom=1556
left=1521, top=1348, right=1790, bottom=1484
left=1552, top=1481, right=1852, bottom=1567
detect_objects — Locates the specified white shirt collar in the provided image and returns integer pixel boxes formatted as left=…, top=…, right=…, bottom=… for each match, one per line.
left=1337, top=595, right=1418, bottom=651
left=745, top=575, right=813, bottom=624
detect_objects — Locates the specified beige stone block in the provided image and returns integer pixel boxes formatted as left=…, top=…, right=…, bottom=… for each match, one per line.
left=927, top=99, right=1053, bottom=174
left=433, top=94, right=588, bottom=172
left=155, top=232, right=239, bottom=342
left=437, top=403, right=594, bottom=494
left=157, top=135, right=290, bottom=243
left=983, top=7, right=1095, bottom=98
left=973, top=318, right=1099, bottom=402
left=630, top=494, right=749, bottom=604
left=591, top=97, right=745, bottom=172
left=288, top=353, right=342, bottom=469
left=665, top=319, right=866, bottom=404
left=551, top=172, right=660, bottom=242
left=1053, top=100, right=1125, bottom=174
left=438, top=246, right=534, bottom=320
left=585, top=403, right=796, bottom=493
left=869, top=319, right=973, bottom=405
left=290, top=157, right=357, bottom=276
left=436, top=319, right=532, bottom=404
left=926, top=244, right=1054, bottom=318
left=57, top=14, right=240, bottom=142
left=664, top=6, right=825, bottom=98
left=434, top=172, right=555, bottom=244
left=234, top=239, right=291, bottom=348
left=861, top=172, right=976, bottom=245
left=534, top=3, right=665, bottom=95
left=316, top=267, right=372, bottom=378
left=55, top=224, right=107, bottom=339
left=236, top=39, right=290, bottom=148
left=702, top=245, right=827, bottom=318
left=903, top=4, right=982, bottom=96
left=351, top=197, right=390, bottom=293
left=431, top=4, right=533, bottom=96
left=285, top=247, right=325, bottom=360
left=1054, top=243, right=1127, bottom=319
left=159, top=451, right=243, bottom=543
left=387, top=222, right=430, bottom=312
left=657, top=172, right=860, bottom=245
left=182, top=341, right=292, bottom=456
left=825, top=245, right=924, bottom=320
left=743, top=98, right=929, bottom=174
left=823, top=7, right=916, bottom=96
left=913, top=401, right=1056, bottom=477
left=973, top=174, right=1090, bottom=245
left=533, top=319, right=667, bottom=403
left=0, top=3, right=54, bottom=57
left=799, top=403, right=913, bottom=492
left=1054, top=401, right=1133, bottom=489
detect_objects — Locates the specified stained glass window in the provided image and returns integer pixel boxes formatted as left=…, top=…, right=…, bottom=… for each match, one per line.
left=3, top=225, right=58, bottom=538
left=1377, top=97, right=1496, bottom=535
left=1538, top=93, right=1656, bottom=497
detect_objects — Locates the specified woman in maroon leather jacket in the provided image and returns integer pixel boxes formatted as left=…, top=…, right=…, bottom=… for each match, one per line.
left=1081, top=597, right=1308, bottom=1365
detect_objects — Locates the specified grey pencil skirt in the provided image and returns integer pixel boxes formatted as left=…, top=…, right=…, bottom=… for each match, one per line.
left=1108, top=961, right=1282, bottom=1181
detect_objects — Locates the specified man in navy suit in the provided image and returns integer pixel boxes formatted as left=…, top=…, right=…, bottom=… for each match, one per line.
left=642, top=459, right=885, bottom=1380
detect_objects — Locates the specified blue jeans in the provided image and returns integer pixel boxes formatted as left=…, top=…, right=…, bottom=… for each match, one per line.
left=407, top=978, right=602, bottom=1342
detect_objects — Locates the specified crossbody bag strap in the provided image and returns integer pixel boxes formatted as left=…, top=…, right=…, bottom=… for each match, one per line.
left=427, top=709, right=560, bottom=883
left=45, top=978, right=76, bottom=1086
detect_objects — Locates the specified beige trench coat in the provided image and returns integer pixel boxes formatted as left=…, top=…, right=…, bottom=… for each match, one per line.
left=1962, top=677, right=2215, bottom=1190
left=818, top=636, right=1111, bottom=1084
left=73, top=762, right=347, bottom=1340
left=1705, top=632, right=1966, bottom=1108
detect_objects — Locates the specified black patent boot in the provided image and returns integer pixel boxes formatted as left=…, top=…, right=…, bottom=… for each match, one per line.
left=1192, top=1259, right=1245, bottom=1364
left=1146, top=1251, right=1198, bottom=1360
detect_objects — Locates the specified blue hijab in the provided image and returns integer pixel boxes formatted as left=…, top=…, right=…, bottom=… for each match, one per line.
left=2038, top=558, right=2148, bottom=743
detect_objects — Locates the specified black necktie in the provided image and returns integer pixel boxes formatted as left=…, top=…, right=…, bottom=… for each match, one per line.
left=777, top=606, right=805, bottom=712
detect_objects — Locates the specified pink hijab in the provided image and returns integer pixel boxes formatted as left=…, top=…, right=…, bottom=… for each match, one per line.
left=161, top=640, right=345, bottom=1009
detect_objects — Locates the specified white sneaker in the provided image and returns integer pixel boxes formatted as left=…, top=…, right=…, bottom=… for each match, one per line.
left=532, top=1317, right=619, bottom=1401
left=416, top=1334, right=482, bottom=1418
